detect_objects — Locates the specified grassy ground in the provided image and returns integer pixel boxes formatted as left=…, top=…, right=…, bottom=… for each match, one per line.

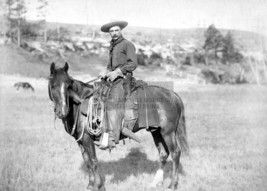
left=0, top=73, right=266, bottom=191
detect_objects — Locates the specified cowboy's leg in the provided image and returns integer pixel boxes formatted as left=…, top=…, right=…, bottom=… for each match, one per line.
left=123, top=73, right=139, bottom=130
left=124, top=73, right=132, bottom=98
left=96, top=100, right=117, bottom=149
left=124, top=90, right=138, bottom=131
left=98, top=83, right=124, bottom=149
left=99, top=95, right=138, bottom=149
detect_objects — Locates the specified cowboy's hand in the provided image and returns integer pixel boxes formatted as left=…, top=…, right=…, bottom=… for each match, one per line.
left=98, top=70, right=109, bottom=78
left=106, top=68, right=123, bottom=81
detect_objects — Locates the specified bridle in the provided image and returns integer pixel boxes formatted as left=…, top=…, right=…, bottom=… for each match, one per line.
left=48, top=78, right=82, bottom=140
left=48, top=79, right=58, bottom=130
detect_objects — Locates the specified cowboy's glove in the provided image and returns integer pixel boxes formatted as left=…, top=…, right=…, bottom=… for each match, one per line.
left=106, top=68, right=123, bottom=81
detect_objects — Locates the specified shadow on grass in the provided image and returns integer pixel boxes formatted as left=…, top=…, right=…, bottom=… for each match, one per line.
left=80, top=148, right=185, bottom=183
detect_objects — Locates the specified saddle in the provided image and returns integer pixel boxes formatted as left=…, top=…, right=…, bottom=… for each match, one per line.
left=80, top=78, right=160, bottom=135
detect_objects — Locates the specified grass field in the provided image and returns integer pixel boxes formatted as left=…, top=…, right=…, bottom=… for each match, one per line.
left=0, top=74, right=267, bottom=191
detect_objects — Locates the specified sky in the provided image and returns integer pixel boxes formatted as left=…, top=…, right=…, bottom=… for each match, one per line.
left=25, top=0, right=267, bottom=36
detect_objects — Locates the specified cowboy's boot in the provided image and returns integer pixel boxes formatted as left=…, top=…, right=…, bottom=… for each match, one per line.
left=94, top=106, right=116, bottom=150
left=97, top=130, right=116, bottom=150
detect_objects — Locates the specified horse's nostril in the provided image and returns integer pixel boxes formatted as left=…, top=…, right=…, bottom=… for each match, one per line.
left=62, top=107, right=69, bottom=116
left=58, top=114, right=64, bottom=119
left=56, top=111, right=62, bottom=117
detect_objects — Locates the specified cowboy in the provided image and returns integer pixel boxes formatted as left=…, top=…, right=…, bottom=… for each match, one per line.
left=98, top=21, right=138, bottom=149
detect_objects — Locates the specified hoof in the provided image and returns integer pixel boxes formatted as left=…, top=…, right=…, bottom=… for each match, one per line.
left=148, top=181, right=163, bottom=188
left=86, top=185, right=94, bottom=191
left=148, top=169, right=164, bottom=188
left=167, top=183, right=178, bottom=191
left=94, top=140, right=116, bottom=150
left=99, top=186, right=106, bottom=191
left=86, top=185, right=105, bottom=191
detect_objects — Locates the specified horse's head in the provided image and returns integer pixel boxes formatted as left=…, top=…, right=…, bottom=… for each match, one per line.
left=48, top=62, right=80, bottom=119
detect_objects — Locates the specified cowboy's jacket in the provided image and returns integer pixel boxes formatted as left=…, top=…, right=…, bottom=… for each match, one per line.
left=107, top=36, right=137, bottom=74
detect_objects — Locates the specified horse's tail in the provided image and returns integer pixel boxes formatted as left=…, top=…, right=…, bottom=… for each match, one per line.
left=175, top=94, right=190, bottom=155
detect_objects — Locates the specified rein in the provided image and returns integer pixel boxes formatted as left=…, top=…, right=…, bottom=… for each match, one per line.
left=85, top=76, right=101, bottom=84
left=70, top=105, right=80, bottom=136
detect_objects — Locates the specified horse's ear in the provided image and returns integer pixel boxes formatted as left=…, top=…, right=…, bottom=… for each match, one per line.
left=64, top=62, right=69, bottom=72
left=50, top=62, right=55, bottom=74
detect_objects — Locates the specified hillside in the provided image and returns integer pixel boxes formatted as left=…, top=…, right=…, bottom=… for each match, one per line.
left=46, top=22, right=267, bottom=52
left=1, top=21, right=267, bottom=84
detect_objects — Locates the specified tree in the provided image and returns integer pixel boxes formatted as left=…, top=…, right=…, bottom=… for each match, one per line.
left=203, top=24, right=224, bottom=63
left=36, top=0, right=48, bottom=42
left=6, top=0, right=27, bottom=46
left=222, top=31, right=243, bottom=64
left=0, top=1, right=8, bottom=39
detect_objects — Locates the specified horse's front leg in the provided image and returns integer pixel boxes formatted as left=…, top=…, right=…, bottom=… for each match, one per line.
left=79, top=133, right=105, bottom=191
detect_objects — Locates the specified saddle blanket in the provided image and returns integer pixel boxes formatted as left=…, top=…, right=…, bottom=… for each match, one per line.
left=136, top=85, right=160, bottom=128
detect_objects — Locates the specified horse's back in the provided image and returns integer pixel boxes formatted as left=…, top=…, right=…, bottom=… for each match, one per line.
left=149, top=85, right=184, bottom=112
left=147, top=86, right=184, bottom=133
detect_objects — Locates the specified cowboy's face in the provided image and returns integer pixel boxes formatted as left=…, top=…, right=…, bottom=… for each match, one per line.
left=109, top=26, right=122, bottom=40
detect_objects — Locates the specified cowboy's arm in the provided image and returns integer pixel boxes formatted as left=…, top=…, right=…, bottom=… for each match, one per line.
left=106, top=58, right=112, bottom=71
left=119, top=41, right=137, bottom=74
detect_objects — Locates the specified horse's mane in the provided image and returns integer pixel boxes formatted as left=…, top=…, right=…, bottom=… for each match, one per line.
left=70, top=77, right=94, bottom=99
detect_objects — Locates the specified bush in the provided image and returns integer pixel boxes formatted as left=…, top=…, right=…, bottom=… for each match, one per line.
left=150, top=52, right=162, bottom=60
left=148, top=52, right=163, bottom=66
left=220, top=64, right=247, bottom=84
left=47, top=27, right=71, bottom=42
left=136, top=49, right=148, bottom=65
left=193, top=50, right=206, bottom=64
left=201, top=63, right=248, bottom=84
left=183, top=55, right=191, bottom=65
left=201, top=68, right=223, bottom=84
left=21, top=22, right=42, bottom=38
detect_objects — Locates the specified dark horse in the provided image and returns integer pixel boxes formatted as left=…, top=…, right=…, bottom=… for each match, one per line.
left=48, top=62, right=189, bottom=191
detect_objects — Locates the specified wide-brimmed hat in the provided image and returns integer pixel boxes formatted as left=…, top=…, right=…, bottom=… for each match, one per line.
left=101, top=21, right=128, bottom=33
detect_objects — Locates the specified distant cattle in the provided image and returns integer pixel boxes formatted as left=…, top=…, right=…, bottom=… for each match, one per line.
left=14, top=82, right=34, bottom=92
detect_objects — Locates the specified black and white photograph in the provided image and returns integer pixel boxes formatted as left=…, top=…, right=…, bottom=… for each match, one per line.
left=0, top=0, right=266, bottom=190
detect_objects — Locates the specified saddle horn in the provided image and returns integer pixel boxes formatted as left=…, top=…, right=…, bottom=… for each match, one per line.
left=121, top=128, right=141, bottom=143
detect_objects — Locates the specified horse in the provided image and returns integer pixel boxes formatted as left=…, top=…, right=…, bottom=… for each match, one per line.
left=48, top=62, right=189, bottom=191
left=14, top=82, right=34, bottom=91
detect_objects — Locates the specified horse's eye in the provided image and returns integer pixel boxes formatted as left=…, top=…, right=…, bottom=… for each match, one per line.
left=65, top=83, right=70, bottom=89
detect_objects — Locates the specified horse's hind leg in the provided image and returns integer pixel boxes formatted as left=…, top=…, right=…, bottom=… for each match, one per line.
left=149, top=129, right=169, bottom=188
left=162, top=132, right=181, bottom=190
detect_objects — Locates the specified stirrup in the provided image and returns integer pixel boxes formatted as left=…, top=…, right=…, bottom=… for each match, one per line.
left=94, top=132, right=116, bottom=150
